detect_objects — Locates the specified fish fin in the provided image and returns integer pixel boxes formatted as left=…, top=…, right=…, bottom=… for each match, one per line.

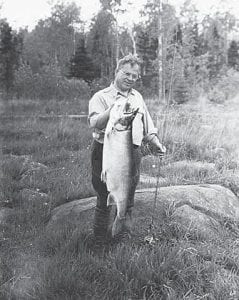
left=107, top=193, right=115, bottom=206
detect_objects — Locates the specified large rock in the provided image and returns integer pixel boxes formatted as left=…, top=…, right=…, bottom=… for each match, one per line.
left=48, top=184, right=239, bottom=239
left=173, top=204, right=219, bottom=238
left=20, top=161, right=48, bottom=179
left=3, top=154, right=49, bottom=189
left=47, top=197, right=96, bottom=227
left=3, top=154, right=48, bottom=175
left=19, top=161, right=49, bottom=189
left=21, top=160, right=48, bottom=174
left=138, top=184, right=239, bottom=220
left=137, top=184, right=239, bottom=239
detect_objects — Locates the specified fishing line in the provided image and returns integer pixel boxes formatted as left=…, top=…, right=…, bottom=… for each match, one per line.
left=144, top=40, right=176, bottom=245
left=145, top=112, right=168, bottom=244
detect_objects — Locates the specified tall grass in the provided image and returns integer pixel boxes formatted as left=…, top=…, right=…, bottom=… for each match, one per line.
left=141, top=101, right=239, bottom=189
left=156, top=105, right=238, bottom=162
left=1, top=97, right=239, bottom=299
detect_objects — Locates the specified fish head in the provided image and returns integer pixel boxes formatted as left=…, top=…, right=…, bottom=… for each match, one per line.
left=114, top=102, right=139, bottom=131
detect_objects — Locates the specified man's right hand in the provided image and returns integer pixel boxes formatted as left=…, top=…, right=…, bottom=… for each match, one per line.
left=95, top=105, right=114, bottom=130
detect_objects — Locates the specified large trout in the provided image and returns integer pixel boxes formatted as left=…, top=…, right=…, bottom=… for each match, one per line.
left=101, top=100, right=139, bottom=237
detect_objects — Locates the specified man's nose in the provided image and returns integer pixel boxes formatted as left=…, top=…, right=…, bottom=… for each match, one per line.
left=128, top=74, right=135, bottom=81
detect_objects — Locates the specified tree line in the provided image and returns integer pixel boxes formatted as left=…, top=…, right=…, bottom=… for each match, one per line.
left=1, top=0, right=239, bottom=102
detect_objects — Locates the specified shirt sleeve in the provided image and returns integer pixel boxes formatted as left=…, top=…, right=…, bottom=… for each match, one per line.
left=88, top=92, right=108, bottom=129
left=142, top=101, right=158, bottom=138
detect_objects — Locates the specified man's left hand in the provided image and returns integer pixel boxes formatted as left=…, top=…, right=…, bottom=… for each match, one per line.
left=149, top=135, right=166, bottom=157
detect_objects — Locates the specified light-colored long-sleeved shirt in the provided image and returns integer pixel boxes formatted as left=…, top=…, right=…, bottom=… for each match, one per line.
left=88, top=83, right=158, bottom=146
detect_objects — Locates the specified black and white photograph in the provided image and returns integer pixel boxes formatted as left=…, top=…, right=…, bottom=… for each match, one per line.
left=1, top=0, right=239, bottom=299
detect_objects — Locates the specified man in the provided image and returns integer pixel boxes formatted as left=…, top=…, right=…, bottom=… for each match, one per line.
left=88, top=54, right=166, bottom=243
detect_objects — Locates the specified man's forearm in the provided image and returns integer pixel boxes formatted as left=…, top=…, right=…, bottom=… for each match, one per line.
left=89, top=107, right=112, bottom=130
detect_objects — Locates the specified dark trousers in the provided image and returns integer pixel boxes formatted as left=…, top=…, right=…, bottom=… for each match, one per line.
left=91, top=141, right=109, bottom=210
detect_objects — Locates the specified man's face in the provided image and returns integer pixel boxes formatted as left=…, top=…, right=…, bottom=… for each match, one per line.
left=114, top=63, right=140, bottom=92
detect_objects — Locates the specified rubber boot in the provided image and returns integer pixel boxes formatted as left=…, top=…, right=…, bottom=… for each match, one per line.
left=125, top=208, right=133, bottom=234
left=93, top=206, right=111, bottom=248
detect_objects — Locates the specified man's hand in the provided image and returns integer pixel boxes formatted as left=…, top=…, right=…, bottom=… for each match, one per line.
left=95, top=105, right=114, bottom=130
left=149, top=135, right=166, bottom=157
left=119, top=107, right=139, bottom=126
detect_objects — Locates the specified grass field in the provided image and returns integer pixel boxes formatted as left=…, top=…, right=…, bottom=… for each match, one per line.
left=1, top=97, right=239, bottom=299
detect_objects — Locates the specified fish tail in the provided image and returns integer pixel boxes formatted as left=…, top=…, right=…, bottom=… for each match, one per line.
left=107, top=193, right=115, bottom=206
left=112, top=215, right=127, bottom=237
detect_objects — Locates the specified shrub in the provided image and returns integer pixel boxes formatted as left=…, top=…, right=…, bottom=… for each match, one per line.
left=89, top=76, right=112, bottom=96
left=57, top=78, right=90, bottom=100
left=173, top=76, right=190, bottom=104
left=14, top=63, right=91, bottom=100
left=208, top=68, right=239, bottom=104
left=135, top=76, right=160, bottom=99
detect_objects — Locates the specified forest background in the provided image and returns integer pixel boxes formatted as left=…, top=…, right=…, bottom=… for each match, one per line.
left=1, top=0, right=239, bottom=104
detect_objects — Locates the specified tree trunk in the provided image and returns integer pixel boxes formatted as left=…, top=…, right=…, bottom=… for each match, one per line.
left=115, top=14, right=120, bottom=64
left=157, top=0, right=165, bottom=103
left=128, top=27, right=137, bottom=55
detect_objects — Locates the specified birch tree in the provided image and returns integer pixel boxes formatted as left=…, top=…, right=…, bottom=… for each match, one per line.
left=139, top=1, right=177, bottom=101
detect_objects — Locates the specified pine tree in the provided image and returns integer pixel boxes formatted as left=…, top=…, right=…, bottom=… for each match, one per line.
left=69, top=38, right=99, bottom=83
left=87, top=10, right=116, bottom=79
left=0, top=20, right=22, bottom=98
left=137, top=30, right=158, bottom=89
left=173, top=75, right=189, bottom=104
left=136, top=28, right=157, bottom=77
left=206, top=21, right=226, bottom=80
left=172, top=23, right=182, bottom=46
left=228, top=40, right=239, bottom=70
left=191, top=23, right=201, bottom=56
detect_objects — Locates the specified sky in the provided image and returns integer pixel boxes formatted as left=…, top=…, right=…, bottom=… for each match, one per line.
left=0, top=0, right=239, bottom=31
